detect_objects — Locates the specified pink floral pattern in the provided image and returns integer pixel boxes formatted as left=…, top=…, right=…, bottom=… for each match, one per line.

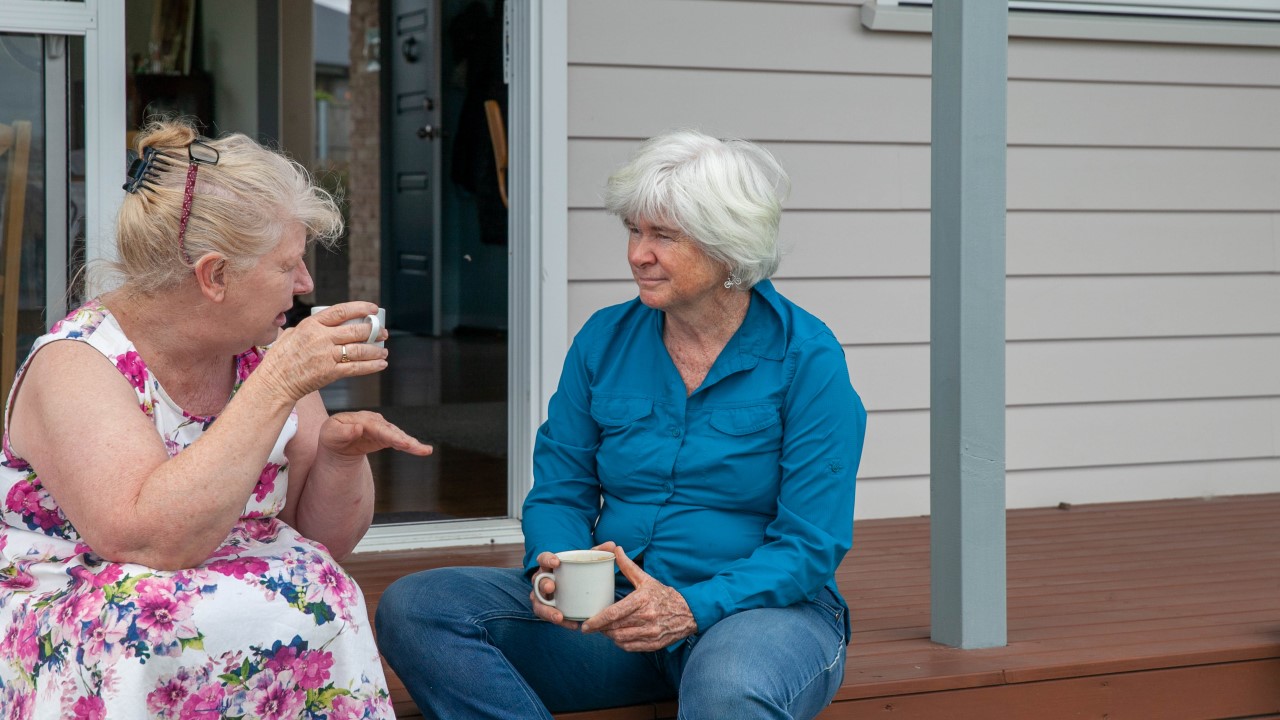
left=255, top=463, right=283, bottom=502
left=0, top=303, right=392, bottom=718
left=115, top=350, right=149, bottom=392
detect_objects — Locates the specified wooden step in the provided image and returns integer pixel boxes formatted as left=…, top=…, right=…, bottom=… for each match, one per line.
left=342, top=493, right=1280, bottom=720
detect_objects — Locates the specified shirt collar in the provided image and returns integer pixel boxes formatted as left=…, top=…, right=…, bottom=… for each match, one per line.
left=732, top=279, right=788, bottom=362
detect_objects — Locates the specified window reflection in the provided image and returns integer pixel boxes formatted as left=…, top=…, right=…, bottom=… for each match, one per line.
left=0, top=34, right=48, bottom=396
left=0, top=32, right=86, bottom=400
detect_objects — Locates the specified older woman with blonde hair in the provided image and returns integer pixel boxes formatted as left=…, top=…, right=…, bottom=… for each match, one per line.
left=0, top=119, right=430, bottom=718
left=378, top=129, right=866, bottom=719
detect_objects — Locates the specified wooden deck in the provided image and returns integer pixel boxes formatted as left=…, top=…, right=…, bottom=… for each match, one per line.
left=342, top=494, right=1280, bottom=719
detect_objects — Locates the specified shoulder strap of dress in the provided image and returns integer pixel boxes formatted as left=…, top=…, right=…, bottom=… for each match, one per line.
left=3, top=301, right=125, bottom=439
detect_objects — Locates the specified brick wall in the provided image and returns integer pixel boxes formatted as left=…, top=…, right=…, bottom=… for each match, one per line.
left=347, top=0, right=381, bottom=302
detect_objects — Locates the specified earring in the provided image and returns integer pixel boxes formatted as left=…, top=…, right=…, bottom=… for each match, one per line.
left=724, top=273, right=741, bottom=289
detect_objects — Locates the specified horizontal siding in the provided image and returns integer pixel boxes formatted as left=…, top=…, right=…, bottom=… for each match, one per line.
left=569, top=66, right=1280, bottom=148
left=568, top=0, right=1280, bottom=86
left=564, top=0, right=1280, bottom=516
left=570, top=141, right=1280, bottom=211
left=857, top=459, right=1280, bottom=519
left=568, top=276, right=1280, bottom=344
left=560, top=299, right=1280, bottom=411
left=861, top=398, right=1278, bottom=479
left=568, top=210, right=1280, bottom=279
left=848, top=337, right=1280, bottom=412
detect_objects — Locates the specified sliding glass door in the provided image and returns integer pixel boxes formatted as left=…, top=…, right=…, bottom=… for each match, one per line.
left=0, top=31, right=87, bottom=392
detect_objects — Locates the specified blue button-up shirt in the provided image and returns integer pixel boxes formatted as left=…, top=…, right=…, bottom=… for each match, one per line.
left=523, top=280, right=867, bottom=641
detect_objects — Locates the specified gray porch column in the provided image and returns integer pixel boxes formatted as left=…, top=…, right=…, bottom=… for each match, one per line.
left=929, top=0, right=1008, bottom=649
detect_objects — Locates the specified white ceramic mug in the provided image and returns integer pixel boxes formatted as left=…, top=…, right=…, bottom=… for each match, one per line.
left=311, top=305, right=386, bottom=348
left=533, top=549, right=616, bottom=621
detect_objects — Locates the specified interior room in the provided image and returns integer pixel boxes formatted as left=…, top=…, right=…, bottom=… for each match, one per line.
left=117, top=0, right=512, bottom=525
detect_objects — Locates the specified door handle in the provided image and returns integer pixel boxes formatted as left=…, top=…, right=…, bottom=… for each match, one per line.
left=402, top=36, right=420, bottom=63
left=416, top=125, right=439, bottom=140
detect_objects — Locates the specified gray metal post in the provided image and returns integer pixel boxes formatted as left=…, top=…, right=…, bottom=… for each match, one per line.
left=929, top=0, right=1008, bottom=649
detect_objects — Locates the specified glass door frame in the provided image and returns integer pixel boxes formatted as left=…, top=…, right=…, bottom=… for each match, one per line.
left=0, top=0, right=127, bottom=305
left=0, top=0, right=572, bottom=553
left=355, top=0, right=568, bottom=552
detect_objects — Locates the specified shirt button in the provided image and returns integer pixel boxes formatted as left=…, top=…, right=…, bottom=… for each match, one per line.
left=663, top=482, right=673, bottom=493
left=670, top=427, right=681, bottom=437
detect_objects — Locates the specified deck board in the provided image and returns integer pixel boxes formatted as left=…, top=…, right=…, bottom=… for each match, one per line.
left=342, top=493, right=1280, bottom=719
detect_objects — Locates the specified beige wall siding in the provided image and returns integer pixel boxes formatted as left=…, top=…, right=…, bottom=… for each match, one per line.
left=565, top=0, right=1280, bottom=518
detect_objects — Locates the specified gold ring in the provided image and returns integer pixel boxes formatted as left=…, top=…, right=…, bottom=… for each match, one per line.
left=339, top=345, right=351, bottom=363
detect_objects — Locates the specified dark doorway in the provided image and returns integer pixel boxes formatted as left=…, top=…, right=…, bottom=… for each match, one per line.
left=337, top=0, right=509, bottom=525
left=385, top=0, right=439, bottom=334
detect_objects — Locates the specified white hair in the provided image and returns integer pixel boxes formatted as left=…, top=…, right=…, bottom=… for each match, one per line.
left=603, top=130, right=791, bottom=289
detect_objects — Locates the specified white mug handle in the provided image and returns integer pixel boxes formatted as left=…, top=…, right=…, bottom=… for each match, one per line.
left=532, top=571, right=557, bottom=607
left=365, top=313, right=382, bottom=344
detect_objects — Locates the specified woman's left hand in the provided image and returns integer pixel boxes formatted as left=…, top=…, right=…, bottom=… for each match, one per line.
left=580, top=546, right=698, bottom=652
left=318, top=411, right=434, bottom=461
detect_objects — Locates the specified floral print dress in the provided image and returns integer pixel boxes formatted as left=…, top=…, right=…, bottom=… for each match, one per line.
left=0, top=301, right=393, bottom=719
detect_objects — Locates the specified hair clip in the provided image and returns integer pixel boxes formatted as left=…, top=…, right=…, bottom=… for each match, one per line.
left=176, top=138, right=220, bottom=264
left=123, top=147, right=181, bottom=194
left=123, top=147, right=161, bottom=194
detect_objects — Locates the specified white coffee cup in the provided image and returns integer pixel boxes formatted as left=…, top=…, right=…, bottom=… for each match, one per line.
left=310, top=305, right=386, bottom=348
left=533, top=549, right=617, bottom=621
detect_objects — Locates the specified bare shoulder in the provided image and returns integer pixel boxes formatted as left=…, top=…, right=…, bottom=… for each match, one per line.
left=9, top=338, right=161, bottom=464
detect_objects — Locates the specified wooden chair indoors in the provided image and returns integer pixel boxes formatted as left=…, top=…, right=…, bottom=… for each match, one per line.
left=0, top=120, right=32, bottom=406
left=483, top=99, right=508, bottom=209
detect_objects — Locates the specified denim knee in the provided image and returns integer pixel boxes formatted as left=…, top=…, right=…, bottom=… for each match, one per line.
left=677, top=652, right=772, bottom=711
left=378, top=567, right=502, bottom=629
left=678, top=650, right=843, bottom=720
left=377, top=568, right=471, bottom=652
left=673, top=602, right=846, bottom=720
left=376, top=569, right=434, bottom=630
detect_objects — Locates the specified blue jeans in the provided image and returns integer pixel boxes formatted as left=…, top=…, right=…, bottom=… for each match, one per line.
left=376, top=566, right=848, bottom=720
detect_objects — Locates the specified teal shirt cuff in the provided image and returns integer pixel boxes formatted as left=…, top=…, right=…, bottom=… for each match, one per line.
left=677, top=582, right=731, bottom=646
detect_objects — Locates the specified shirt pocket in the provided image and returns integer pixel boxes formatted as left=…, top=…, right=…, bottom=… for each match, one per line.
left=709, top=404, right=782, bottom=437
left=705, top=404, right=785, bottom=504
left=590, top=396, right=654, bottom=427
left=590, top=396, right=656, bottom=489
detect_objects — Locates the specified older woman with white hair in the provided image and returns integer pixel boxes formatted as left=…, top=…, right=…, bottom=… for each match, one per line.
left=378, top=130, right=866, bottom=719
left=0, top=119, right=431, bottom=718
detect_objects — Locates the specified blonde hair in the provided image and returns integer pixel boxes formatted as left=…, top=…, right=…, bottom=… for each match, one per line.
left=113, top=118, right=342, bottom=294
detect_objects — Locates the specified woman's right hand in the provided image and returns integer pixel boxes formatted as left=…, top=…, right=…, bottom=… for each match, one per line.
left=253, top=302, right=388, bottom=402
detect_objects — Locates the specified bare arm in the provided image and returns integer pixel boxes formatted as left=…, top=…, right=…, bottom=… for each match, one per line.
left=9, top=303, right=389, bottom=570
left=281, top=394, right=431, bottom=560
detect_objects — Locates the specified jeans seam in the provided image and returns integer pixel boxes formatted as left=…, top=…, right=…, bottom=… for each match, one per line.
left=777, top=605, right=847, bottom=715
left=781, top=636, right=845, bottom=715
left=473, top=613, right=555, bottom=718
left=473, top=609, right=540, bottom=624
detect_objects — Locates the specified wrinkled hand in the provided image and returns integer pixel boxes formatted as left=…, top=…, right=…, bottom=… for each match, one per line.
left=254, top=302, right=390, bottom=402
left=319, top=411, right=433, bottom=461
left=580, top=546, right=698, bottom=652
left=529, top=541, right=618, bottom=630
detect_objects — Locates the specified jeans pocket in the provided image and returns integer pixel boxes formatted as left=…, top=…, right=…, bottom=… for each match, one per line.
left=810, top=589, right=847, bottom=637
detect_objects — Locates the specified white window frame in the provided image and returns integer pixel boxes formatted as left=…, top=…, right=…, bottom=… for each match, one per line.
left=0, top=0, right=569, bottom=553
left=864, top=0, right=1280, bottom=45
left=355, top=0, right=568, bottom=552
left=0, top=0, right=127, bottom=297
